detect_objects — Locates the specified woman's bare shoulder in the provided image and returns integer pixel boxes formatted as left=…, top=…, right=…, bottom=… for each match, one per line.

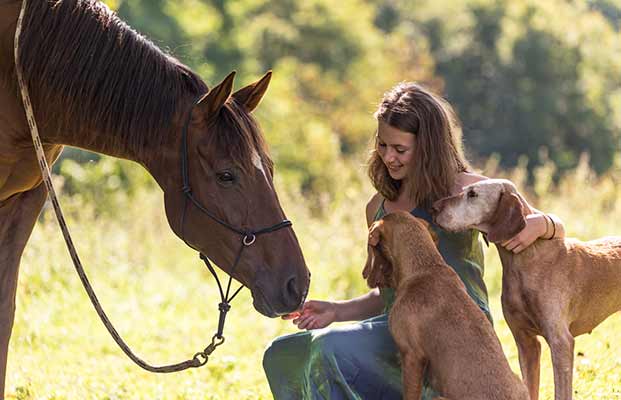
left=457, top=172, right=489, bottom=186
left=451, top=172, right=489, bottom=195
left=365, top=193, right=383, bottom=227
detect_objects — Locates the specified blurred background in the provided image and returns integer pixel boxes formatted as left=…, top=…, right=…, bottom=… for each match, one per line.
left=7, top=0, right=621, bottom=399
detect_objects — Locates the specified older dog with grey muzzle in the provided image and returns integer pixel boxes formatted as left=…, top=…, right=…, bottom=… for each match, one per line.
left=433, top=179, right=621, bottom=400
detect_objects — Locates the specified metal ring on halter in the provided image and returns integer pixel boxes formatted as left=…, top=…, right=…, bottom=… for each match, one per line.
left=243, top=234, right=256, bottom=246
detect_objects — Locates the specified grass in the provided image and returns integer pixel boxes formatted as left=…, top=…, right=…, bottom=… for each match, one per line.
left=6, top=156, right=621, bottom=399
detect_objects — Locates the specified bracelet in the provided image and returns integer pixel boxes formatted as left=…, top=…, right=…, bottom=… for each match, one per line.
left=545, top=214, right=556, bottom=239
left=543, top=214, right=551, bottom=238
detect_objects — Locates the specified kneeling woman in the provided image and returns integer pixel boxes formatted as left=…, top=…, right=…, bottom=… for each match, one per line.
left=263, top=82, right=564, bottom=399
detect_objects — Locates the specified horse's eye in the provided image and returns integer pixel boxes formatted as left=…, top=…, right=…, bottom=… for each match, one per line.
left=467, top=189, right=477, bottom=198
left=216, top=170, right=236, bottom=185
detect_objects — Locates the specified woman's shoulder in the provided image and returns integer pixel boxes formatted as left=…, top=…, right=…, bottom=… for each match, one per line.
left=453, top=172, right=489, bottom=193
left=365, top=193, right=383, bottom=227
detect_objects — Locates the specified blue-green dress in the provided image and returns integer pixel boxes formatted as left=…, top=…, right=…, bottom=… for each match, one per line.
left=263, top=204, right=491, bottom=399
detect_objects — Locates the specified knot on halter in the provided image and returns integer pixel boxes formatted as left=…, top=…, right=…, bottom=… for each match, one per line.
left=218, top=302, right=231, bottom=313
left=181, top=184, right=192, bottom=194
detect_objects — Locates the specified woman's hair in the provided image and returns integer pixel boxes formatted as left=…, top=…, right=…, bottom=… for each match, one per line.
left=367, top=82, right=470, bottom=209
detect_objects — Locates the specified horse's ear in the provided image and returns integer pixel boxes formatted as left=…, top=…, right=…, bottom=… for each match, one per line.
left=197, top=71, right=236, bottom=119
left=231, top=70, right=272, bottom=112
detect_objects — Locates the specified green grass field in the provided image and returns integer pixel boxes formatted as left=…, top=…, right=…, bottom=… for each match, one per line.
left=6, top=158, right=621, bottom=399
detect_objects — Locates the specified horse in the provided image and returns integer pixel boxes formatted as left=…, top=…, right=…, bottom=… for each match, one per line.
left=0, top=0, right=310, bottom=395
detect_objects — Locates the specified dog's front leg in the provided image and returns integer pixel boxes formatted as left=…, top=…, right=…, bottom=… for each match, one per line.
left=401, top=351, right=426, bottom=400
left=545, top=327, right=574, bottom=400
left=513, top=329, right=542, bottom=400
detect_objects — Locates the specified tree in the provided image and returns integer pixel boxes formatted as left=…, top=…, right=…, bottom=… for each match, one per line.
left=393, top=0, right=621, bottom=176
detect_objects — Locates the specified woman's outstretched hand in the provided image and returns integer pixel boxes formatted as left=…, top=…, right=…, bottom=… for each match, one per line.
left=281, top=300, right=337, bottom=330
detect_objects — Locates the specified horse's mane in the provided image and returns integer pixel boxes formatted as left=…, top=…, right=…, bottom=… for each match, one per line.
left=18, top=0, right=208, bottom=158
left=206, top=99, right=274, bottom=176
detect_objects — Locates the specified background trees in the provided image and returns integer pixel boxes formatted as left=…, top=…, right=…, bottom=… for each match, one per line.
left=59, top=0, right=621, bottom=202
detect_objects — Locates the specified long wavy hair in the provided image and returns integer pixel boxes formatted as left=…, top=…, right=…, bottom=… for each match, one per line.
left=367, top=82, right=471, bottom=209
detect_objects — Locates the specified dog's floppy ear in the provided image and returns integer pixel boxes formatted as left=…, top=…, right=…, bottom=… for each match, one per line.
left=363, top=246, right=391, bottom=288
left=363, top=221, right=392, bottom=288
left=368, top=220, right=383, bottom=247
left=487, top=191, right=526, bottom=243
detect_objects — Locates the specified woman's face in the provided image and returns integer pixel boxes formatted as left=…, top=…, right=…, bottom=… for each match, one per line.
left=377, top=121, right=415, bottom=181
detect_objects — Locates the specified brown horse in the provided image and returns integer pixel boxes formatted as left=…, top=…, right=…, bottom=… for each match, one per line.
left=0, top=0, right=310, bottom=395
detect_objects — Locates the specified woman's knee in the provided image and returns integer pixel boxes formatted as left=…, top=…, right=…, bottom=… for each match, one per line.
left=309, top=329, right=349, bottom=360
left=262, top=331, right=312, bottom=372
left=263, top=336, right=289, bottom=372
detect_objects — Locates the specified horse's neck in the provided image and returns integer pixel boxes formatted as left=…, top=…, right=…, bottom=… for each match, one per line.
left=14, top=0, right=205, bottom=166
left=35, top=86, right=196, bottom=164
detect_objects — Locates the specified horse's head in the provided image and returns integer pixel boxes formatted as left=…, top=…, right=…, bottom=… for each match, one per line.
left=162, top=71, right=310, bottom=317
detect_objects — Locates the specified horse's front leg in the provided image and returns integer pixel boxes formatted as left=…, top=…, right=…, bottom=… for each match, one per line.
left=0, top=184, right=47, bottom=398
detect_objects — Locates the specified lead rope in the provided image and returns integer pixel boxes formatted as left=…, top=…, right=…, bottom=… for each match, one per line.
left=14, top=0, right=219, bottom=372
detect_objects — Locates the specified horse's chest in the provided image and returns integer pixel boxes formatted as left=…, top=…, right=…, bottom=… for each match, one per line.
left=0, top=145, right=63, bottom=201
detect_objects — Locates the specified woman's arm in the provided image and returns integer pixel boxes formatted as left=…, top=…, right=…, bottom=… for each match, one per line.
left=287, top=289, right=385, bottom=330
left=456, top=172, right=565, bottom=253
left=333, top=288, right=385, bottom=321
left=545, top=213, right=565, bottom=239
left=284, top=193, right=387, bottom=330
left=501, top=209, right=565, bottom=253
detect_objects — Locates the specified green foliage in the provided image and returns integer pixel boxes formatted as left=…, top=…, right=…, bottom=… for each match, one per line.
left=588, top=0, right=621, bottom=29
left=58, top=157, right=156, bottom=216
left=390, top=0, right=621, bottom=177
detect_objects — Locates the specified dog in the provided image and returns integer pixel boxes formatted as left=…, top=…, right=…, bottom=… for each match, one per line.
left=432, top=178, right=621, bottom=400
left=364, top=211, right=528, bottom=400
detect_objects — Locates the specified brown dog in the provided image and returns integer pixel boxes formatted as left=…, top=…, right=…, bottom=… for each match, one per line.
left=364, top=211, right=528, bottom=400
left=433, top=179, right=621, bottom=400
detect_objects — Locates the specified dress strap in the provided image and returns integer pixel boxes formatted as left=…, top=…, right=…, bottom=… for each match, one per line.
left=410, top=207, right=433, bottom=224
left=373, top=198, right=387, bottom=221
left=377, top=199, right=433, bottom=224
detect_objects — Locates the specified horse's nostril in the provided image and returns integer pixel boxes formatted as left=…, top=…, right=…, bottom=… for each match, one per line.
left=286, top=276, right=298, bottom=295
left=284, top=276, right=301, bottom=306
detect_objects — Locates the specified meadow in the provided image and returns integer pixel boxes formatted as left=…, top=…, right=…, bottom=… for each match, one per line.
left=6, top=155, right=621, bottom=399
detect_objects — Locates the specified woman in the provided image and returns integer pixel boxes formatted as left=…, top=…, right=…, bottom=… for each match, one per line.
left=263, top=82, right=564, bottom=399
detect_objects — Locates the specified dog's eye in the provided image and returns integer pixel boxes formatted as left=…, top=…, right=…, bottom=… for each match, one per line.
left=467, top=189, right=477, bottom=199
